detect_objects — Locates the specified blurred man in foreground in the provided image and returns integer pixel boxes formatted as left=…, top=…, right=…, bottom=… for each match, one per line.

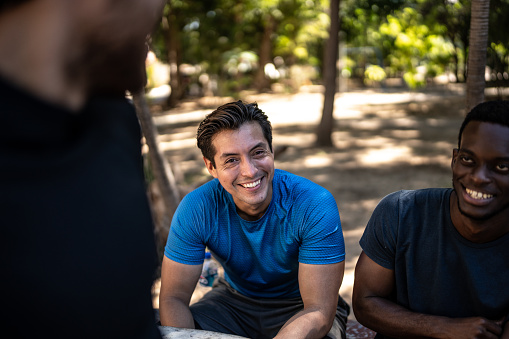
left=353, top=100, right=509, bottom=338
left=0, top=0, right=164, bottom=337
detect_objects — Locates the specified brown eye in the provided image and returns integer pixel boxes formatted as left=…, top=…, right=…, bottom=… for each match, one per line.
left=460, top=156, right=474, bottom=164
left=253, top=149, right=266, bottom=157
left=496, top=163, right=509, bottom=172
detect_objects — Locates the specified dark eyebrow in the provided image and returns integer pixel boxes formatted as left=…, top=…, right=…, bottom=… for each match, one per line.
left=218, top=152, right=238, bottom=159
left=457, top=148, right=474, bottom=155
left=218, top=142, right=267, bottom=159
left=250, top=142, right=267, bottom=152
left=458, top=148, right=509, bottom=161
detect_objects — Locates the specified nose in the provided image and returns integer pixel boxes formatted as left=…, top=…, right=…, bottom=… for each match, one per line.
left=471, top=164, right=492, bottom=184
left=240, top=157, right=257, bottom=178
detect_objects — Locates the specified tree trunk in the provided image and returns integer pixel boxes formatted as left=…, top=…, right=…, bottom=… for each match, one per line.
left=453, top=49, right=460, bottom=83
left=316, top=0, right=340, bottom=147
left=466, top=0, right=491, bottom=112
left=165, top=7, right=183, bottom=108
left=133, top=92, right=180, bottom=224
left=254, top=14, right=276, bottom=93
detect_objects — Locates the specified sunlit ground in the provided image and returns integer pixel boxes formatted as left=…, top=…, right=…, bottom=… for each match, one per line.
left=150, top=83, right=482, bottom=320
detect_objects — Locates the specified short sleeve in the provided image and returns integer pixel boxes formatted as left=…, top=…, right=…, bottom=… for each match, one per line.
left=298, top=188, right=345, bottom=264
left=164, top=189, right=208, bottom=265
left=359, top=191, right=403, bottom=270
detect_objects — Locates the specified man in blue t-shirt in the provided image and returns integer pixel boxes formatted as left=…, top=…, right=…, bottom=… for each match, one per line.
left=353, top=101, right=509, bottom=339
left=159, top=101, right=349, bottom=338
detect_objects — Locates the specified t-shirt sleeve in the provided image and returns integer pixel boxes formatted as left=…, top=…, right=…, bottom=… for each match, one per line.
left=164, top=190, right=208, bottom=265
left=298, top=188, right=345, bottom=264
left=359, top=191, right=402, bottom=270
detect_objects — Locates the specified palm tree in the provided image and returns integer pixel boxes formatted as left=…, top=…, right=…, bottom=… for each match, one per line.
left=316, top=0, right=340, bottom=147
left=466, top=0, right=491, bottom=112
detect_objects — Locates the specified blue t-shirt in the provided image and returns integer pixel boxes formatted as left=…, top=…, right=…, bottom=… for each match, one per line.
left=165, top=169, right=345, bottom=298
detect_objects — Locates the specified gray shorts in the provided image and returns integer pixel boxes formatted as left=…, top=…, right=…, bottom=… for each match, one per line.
left=190, top=278, right=350, bottom=339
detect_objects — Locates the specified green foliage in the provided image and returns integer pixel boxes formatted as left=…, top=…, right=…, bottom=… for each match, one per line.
left=274, top=2, right=329, bottom=65
left=150, top=0, right=509, bottom=95
left=224, top=50, right=258, bottom=71
left=403, top=70, right=425, bottom=89
left=488, top=42, right=509, bottom=79
left=377, top=7, right=455, bottom=86
left=340, top=0, right=472, bottom=86
left=364, top=64, right=386, bottom=82
left=487, top=0, right=509, bottom=77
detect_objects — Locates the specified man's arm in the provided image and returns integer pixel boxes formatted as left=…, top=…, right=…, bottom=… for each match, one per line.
left=353, top=251, right=503, bottom=339
left=159, top=256, right=202, bottom=328
left=275, top=261, right=344, bottom=339
left=501, top=317, right=509, bottom=339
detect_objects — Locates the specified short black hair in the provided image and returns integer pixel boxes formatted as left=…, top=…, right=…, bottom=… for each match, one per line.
left=196, top=100, right=273, bottom=168
left=458, top=100, right=509, bottom=147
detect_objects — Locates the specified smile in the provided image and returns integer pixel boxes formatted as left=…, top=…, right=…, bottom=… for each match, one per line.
left=241, top=178, right=261, bottom=188
left=466, top=188, right=493, bottom=200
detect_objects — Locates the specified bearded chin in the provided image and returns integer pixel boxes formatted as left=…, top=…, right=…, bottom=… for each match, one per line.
left=73, top=38, right=148, bottom=98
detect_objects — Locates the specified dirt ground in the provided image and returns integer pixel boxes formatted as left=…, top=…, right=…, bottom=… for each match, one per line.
left=149, top=84, right=504, bottom=320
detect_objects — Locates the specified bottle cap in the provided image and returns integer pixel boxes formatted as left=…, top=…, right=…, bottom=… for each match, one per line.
left=204, top=252, right=212, bottom=259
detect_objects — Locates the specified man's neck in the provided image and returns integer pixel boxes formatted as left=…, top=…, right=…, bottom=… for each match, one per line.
left=0, top=2, right=87, bottom=111
left=450, top=190, right=509, bottom=243
left=236, top=206, right=268, bottom=221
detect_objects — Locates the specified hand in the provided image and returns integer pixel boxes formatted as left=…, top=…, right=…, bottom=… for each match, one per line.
left=441, top=317, right=502, bottom=339
left=499, top=316, right=509, bottom=339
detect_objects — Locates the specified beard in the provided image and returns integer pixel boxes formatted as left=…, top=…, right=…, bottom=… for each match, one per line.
left=68, top=32, right=148, bottom=98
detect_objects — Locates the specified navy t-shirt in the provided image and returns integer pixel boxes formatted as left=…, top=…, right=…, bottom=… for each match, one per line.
left=0, top=77, right=161, bottom=338
left=360, top=188, right=509, bottom=337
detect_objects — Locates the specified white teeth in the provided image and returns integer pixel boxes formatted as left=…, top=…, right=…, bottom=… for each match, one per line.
left=466, top=188, right=493, bottom=200
left=242, top=179, right=261, bottom=188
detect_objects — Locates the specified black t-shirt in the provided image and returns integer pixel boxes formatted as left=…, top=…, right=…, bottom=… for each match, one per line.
left=0, top=77, right=161, bottom=338
left=360, top=188, right=509, bottom=338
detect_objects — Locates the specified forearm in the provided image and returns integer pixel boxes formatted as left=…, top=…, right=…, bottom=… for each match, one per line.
left=274, top=307, right=332, bottom=339
left=355, top=296, right=457, bottom=339
left=501, top=319, right=509, bottom=339
left=159, top=296, right=195, bottom=329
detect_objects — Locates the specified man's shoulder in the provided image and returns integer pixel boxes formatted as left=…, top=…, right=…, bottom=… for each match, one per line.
left=361, top=188, right=453, bottom=269
left=380, top=188, right=452, bottom=207
left=273, top=170, right=337, bottom=215
left=370, top=188, right=453, bottom=227
left=178, top=178, right=231, bottom=213
left=275, top=169, right=330, bottom=195
left=184, top=178, right=222, bottom=200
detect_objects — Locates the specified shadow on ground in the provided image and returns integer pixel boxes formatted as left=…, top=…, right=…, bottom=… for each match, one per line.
left=149, top=85, right=472, bottom=319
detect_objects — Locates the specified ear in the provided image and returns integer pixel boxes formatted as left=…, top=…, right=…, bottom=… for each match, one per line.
left=203, top=156, right=218, bottom=178
left=451, top=148, right=459, bottom=169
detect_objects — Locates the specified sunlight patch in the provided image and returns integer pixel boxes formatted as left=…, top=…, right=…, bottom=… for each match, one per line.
left=304, top=155, right=333, bottom=168
left=357, top=146, right=412, bottom=165
left=159, top=138, right=196, bottom=151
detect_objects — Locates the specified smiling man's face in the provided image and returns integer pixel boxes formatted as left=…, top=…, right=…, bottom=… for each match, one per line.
left=452, top=121, right=509, bottom=221
left=204, top=122, right=275, bottom=221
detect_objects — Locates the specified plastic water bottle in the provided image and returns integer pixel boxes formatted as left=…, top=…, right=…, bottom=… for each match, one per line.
left=199, top=252, right=218, bottom=287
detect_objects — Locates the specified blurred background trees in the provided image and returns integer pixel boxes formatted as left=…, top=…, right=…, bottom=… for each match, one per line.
left=147, top=0, right=509, bottom=104
left=140, top=0, right=509, bottom=269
